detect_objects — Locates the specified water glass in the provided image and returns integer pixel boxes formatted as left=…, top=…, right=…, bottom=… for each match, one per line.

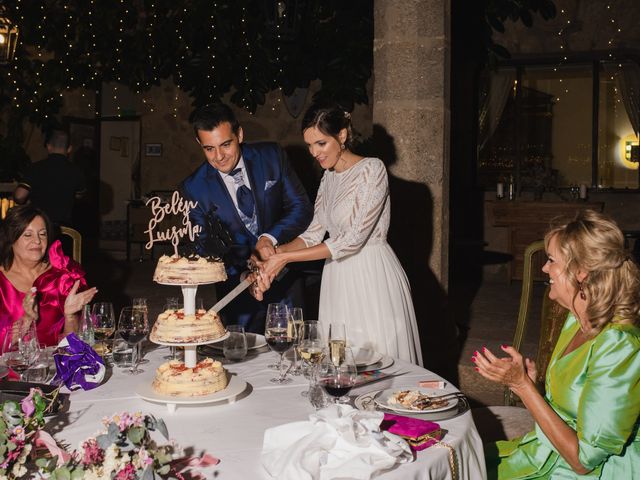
left=23, top=349, right=54, bottom=383
left=118, top=306, right=148, bottom=375
left=1, top=320, right=40, bottom=380
left=223, top=325, right=248, bottom=361
left=112, top=336, right=134, bottom=368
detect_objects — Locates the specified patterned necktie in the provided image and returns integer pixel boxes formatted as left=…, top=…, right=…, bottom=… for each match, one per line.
left=229, top=168, right=255, bottom=220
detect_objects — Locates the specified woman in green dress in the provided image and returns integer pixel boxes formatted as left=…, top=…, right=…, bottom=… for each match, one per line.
left=474, top=210, right=640, bottom=479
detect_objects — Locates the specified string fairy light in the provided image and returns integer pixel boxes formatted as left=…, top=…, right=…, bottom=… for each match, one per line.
left=240, top=5, right=254, bottom=111
left=141, top=0, right=158, bottom=113
left=207, top=2, right=218, bottom=101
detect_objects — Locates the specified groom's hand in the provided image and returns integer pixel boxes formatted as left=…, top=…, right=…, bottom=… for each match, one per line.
left=255, top=236, right=276, bottom=261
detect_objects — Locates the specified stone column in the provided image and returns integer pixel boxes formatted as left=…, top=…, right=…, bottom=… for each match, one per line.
left=373, top=0, right=450, bottom=287
left=373, top=0, right=454, bottom=376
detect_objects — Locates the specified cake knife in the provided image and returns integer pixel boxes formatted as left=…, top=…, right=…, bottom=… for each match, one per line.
left=208, top=265, right=287, bottom=314
left=208, top=276, right=253, bottom=313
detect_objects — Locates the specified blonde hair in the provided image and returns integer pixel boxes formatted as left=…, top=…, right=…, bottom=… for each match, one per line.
left=545, top=209, right=640, bottom=331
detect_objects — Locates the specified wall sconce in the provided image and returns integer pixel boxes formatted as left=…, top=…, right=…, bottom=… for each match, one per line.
left=0, top=9, right=19, bottom=64
left=620, top=133, right=639, bottom=170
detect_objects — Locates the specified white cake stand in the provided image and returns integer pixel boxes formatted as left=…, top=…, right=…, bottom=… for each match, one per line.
left=144, top=280, right=248, bottom=411
left=154, top=281, right=223, bottom=368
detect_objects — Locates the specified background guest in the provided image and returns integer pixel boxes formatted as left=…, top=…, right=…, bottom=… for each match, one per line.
left=181, top=103, right=312, bottom=332
left=474, top=210, right=640, bottom=478
left=0, top=205, right=97, bottom=347
left=13, top=129, right=86, bottom=231
left=254, top=101, right=423, bottom=365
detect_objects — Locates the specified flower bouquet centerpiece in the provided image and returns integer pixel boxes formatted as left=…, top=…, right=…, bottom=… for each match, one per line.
left=0, top=388, right=217, bottom=479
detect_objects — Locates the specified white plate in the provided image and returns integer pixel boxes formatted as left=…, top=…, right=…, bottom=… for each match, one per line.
left=352, top=348, right=383, bottom=367
left=208, top=333, right=267, bottom=351
left=150, top=331, right=230, bottom=347
left=357, top=355, right=394, bottom=372
left=136, top=375, right=247, bottom=409
left=375, top=387, right=458, bottom=413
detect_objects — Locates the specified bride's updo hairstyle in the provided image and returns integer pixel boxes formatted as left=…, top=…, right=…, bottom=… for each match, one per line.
left=544, top=209, right=640, bottom=332
left=301, top=101, right=355, bottom=149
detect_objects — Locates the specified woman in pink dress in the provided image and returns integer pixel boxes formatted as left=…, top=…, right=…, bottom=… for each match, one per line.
left=0, top=205, right=97, bottom=347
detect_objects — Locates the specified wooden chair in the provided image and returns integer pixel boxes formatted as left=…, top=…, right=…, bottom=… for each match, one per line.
left=60, top=226, right=82, bottom=264
left=472, top=240, right=568, bottom=442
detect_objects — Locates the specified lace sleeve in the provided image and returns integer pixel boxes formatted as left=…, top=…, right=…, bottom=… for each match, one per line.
left=299, top=175, right=327, bottom=247
left=325, top=160, right=388, bottom=260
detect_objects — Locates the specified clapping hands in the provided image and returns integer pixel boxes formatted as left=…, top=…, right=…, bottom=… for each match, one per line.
left=473, top=345, right=537, bottom=394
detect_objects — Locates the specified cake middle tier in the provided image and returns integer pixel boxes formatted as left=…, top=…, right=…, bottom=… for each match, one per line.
left=150, top=308, right=226, bottom=343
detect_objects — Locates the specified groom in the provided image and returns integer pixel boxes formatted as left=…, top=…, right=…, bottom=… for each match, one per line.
left=181, top=103, right=313, bottom=332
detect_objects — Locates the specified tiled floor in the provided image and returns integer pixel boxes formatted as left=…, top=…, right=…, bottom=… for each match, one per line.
left=85, top=246, right=548, bottom=407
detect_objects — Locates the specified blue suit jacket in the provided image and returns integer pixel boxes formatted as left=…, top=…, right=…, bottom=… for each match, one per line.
left=181, top=142, right=313, bottom=277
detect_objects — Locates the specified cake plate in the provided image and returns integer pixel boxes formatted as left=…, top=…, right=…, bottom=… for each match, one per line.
left=136, top=375, right=247, bottom=413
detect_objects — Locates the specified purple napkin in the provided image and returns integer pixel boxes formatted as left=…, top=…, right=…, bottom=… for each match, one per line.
left=52, top=333, right=106, bottom=391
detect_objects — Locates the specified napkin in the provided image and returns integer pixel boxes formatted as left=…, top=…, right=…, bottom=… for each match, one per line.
left=380, top=414, right=443, bottom=451
left=261, top=404, right=412, bottom=480
left=52, top=333, right=105, bottom=391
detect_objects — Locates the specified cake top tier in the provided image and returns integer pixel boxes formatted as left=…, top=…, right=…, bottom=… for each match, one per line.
left=153, top=254, right=227, bottom=285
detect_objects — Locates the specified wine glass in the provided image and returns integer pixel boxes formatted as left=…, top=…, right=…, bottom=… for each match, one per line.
left=132, top=298, right=149, bottom=365
left=1, top=320, right=40, bottom=380
left=297, top=321, right=324, bottom=397
left=328, top=322, right=347, bottom=366
left=318, top=346, right=357, bottom=404
left=91, top=302, right=115, bottom=356
left=265, top=303, right=289, bottom=370
left=289, top=307, right=304, bottom=375
left=223, top=325, right=248, bottom=362
left=164, top=297, right=182, bottom=360
left=264, top=304, right=293, bottom=384
left=118, top=306, right=149, bottom=375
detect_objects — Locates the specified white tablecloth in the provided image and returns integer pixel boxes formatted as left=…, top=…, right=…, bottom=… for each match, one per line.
left=53, top=346, right=487, bottom=480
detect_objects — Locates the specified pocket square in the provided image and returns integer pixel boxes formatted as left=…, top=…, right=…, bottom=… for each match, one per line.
left=264, top=180, right=277, bottom=190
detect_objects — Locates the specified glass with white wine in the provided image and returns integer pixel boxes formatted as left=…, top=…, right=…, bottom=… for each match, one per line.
left=297, top=321, right=324, bottom=397
left=91, top=302, right=115, bottom=355
left=328, top=323, right=347, bottom=366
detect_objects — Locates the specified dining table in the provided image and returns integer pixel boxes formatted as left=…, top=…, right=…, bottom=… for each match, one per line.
left=52, top=343, right=488, bottom=480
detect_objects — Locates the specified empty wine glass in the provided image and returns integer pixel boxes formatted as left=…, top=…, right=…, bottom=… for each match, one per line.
left=297, top=320, right=324, bottom=397
left=1, top=320, right=40, bottom=380
left=132, top=298, right=149, bottom=365
left=163, top=297, right=182, bottom=360
left=91, top=302, right=115, bottom=356
left=318, top=346, right=357, bottom=404
left=118, top=306, right=149, bottom=375
left=223, top=325, right=248, bottom=362
left=264, top=304, right=293, bottom=384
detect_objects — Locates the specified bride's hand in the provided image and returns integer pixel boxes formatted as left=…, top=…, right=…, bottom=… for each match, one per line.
left=260, top=253, right=288, bottom=282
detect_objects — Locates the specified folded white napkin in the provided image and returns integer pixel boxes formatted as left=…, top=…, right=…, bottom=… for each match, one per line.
left=261, top=404, right=412, bottom=480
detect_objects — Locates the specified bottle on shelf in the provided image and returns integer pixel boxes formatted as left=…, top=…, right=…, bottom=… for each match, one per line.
left=80, top=304, right=95, bottom=346
left=508, top=175, right=515, bottom=201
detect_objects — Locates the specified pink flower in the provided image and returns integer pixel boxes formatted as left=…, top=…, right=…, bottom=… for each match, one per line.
left=80, top=438, right=104, bottom=466
left=20, top=388, right=42, bottom=417
left=11, top=426, right=26, bottom=441
left=114, top=463, right=137, bottom=480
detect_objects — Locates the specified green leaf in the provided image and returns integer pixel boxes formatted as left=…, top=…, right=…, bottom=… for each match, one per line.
left=7, top=441, right=16, bottom=451
left=53, top=466, right=71, bottom=480
left=157, top=465, right=170, bottom=475
left=127, top=426, right=144, bottom=444
left=155, top=418, right=169, bottom=439
left=35, top=457, right=49, bottom=468
left=71, top=468, right=85, bottom=479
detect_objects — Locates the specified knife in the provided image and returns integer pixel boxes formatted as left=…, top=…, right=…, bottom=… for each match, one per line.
left=208, top=277, right=253, bottom=313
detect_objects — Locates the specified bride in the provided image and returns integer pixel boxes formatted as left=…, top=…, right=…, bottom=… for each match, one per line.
left=253, top=101, right=422, bottom=365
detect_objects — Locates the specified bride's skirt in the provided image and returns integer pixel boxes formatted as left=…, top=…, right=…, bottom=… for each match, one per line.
left=318, top=242, right=423, bottom=366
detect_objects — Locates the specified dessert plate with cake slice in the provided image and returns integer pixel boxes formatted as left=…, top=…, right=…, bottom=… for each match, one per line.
left=374, top=387, right=460, bottom=414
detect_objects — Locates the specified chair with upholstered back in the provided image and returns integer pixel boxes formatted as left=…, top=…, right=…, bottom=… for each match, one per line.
left=60, top=226, right=82, bottom=264
left=472, top=239, right=568, bottom=442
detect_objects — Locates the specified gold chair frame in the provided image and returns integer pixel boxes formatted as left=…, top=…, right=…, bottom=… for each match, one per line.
left=60, top=226, right=82, bottom=264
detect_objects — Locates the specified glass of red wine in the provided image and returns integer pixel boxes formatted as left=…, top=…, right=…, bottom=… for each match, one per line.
left=264, top=304, right=293, bottom=384
left=118, top=306, right=148, bottom=375
left=319, top=346, right=357, bottom=404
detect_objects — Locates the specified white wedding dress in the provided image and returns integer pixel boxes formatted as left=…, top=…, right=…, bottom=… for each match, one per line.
left=300, top=157, right=423, bottom=365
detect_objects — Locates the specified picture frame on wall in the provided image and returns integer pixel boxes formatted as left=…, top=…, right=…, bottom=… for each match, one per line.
left=145, top=143, right=162, bottom=157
